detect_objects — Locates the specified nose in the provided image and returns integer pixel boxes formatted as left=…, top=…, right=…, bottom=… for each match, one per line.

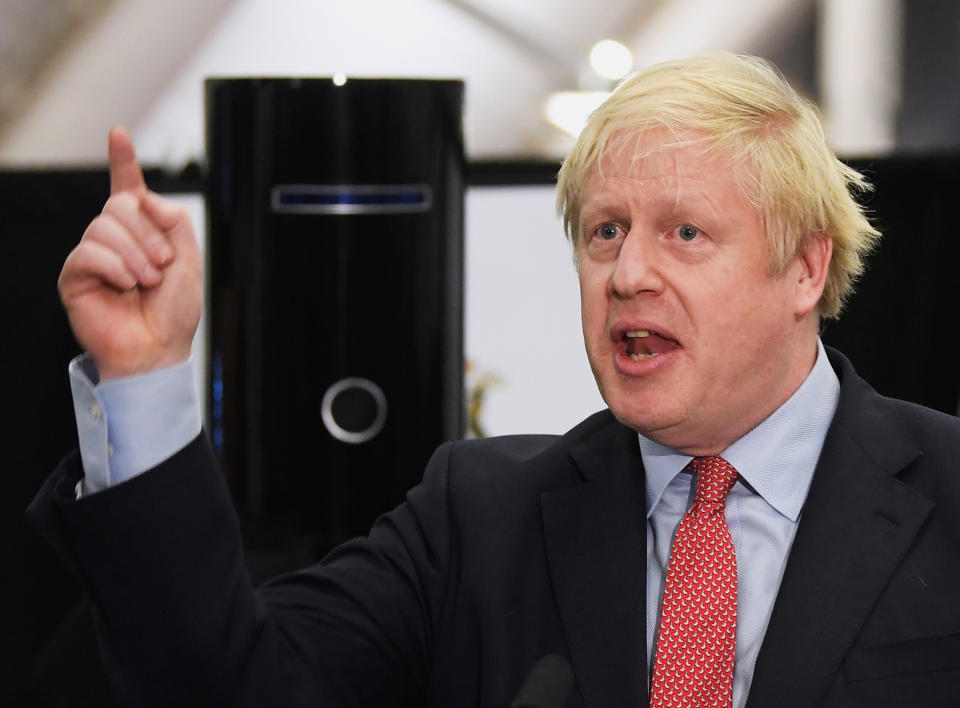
left=610, top=230, right=664, bottom=298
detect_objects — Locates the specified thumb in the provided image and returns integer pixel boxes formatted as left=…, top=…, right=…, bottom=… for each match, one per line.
left=108, top=125, right=147, bottom=195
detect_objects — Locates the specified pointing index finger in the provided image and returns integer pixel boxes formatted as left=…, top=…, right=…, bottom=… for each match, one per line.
left=108, top=125, right=147, bottom=196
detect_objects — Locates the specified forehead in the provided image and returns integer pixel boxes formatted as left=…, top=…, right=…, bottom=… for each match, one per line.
left=589, top=129, right=747, bottom=189
left=580, top=129, right=764, bottom=232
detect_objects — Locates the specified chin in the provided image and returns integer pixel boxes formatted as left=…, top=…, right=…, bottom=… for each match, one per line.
left=602, top=390, right=679, bottom=438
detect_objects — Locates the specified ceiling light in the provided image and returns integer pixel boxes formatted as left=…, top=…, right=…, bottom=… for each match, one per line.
left=589, top=39, right=633, bottom=81
left=544, top=91, right=610, bottom=137
left=332, top=73, right=347, bottom=86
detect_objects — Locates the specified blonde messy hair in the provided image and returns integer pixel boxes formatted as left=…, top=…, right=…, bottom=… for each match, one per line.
left=556, top=53, right=881, bottom=319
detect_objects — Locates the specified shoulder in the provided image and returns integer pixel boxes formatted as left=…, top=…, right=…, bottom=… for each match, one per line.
left=829, top=346, right=960, bottom=455
left=447, top=409, right=619, bottom=463
left=882, top=396, right=960, bottom=461
left=884, top=394, right=960, bottom=433
left=827, top=348, right=960, bottom=504
left=422, top=409, right=624, bottom=495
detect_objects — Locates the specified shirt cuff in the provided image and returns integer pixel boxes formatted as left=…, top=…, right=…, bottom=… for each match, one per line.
left=70, top=354, right=202, bottom=495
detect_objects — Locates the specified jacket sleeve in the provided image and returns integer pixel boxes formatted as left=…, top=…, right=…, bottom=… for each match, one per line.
left=27, top=432, right=456, bottom=707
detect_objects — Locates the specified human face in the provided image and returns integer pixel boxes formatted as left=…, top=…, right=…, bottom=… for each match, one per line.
left=577, top=132, right=824, bottom=455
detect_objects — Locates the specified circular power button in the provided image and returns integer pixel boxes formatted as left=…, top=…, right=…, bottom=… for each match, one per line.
left=321, top=377, right=388, bottom=444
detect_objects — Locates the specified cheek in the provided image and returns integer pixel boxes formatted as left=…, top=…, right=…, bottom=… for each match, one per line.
left=578, top=267, right=607, bottom=322
left=701, top=258, right=783, bottom=323
left=712, top=283, right=796, bottom=366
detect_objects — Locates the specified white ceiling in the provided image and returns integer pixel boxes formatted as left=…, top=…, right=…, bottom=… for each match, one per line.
left=0, top=0, right=105, bottom=119
left=0, top=0, right=861, bottom=166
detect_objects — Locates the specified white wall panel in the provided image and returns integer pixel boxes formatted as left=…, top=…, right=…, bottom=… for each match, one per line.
left=465, top=185, right=606, bottom=436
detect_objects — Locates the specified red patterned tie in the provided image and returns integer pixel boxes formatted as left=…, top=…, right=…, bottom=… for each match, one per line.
left=649, top=456, right=739, bottom=708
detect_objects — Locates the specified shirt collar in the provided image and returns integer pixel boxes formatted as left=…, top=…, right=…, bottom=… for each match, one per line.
left=639, top=339, right=840, bottom=522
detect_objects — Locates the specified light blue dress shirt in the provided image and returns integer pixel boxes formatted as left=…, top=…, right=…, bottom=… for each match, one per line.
left=641, top=339, right=840, bottom=708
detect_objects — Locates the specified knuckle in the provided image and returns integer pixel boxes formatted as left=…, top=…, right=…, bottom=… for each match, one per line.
left=58, top=247, right=90, bottom=289
left=83, top=214, right=117, bottom=243
left=170, top=205, right=187, bottom=222
left=150, top=193, right=186, bottom=221
left=103, top=191, right=139, bottom=216
left=56, top=262, right=69, bottom=291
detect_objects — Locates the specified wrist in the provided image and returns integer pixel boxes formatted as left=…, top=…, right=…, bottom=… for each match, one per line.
left=97, top=346, right=193, bottom=382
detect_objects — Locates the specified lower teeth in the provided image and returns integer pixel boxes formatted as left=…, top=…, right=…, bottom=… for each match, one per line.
left=629, top=352, right=660, bottom=362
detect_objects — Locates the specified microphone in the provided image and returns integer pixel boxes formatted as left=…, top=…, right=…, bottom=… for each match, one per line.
left=510, top=655, right=574, bottom=708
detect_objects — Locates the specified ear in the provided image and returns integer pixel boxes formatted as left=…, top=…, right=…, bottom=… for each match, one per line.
left=793, top=231, right=832, bottom=318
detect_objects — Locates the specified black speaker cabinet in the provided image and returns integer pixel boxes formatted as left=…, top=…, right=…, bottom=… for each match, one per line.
left=205, top=78, right=465, bottom=555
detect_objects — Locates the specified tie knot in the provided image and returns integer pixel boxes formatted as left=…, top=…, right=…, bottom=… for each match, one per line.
left=689, top=456, right=738, bottom=507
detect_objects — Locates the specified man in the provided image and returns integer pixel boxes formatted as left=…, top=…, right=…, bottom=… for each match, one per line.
left=31, top=54, right=960, bottom=707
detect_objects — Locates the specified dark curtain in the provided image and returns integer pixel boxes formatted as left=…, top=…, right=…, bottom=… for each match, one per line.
left=0, top=169, right=113, bottom=706
left=822, top=154, right=960, bottom=416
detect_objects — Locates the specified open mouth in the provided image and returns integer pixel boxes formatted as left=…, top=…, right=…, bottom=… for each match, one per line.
left=623, top=329, right=680, bottom=361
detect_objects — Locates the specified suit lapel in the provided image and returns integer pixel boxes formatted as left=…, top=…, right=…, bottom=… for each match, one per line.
left=541, top=417, right=648, bottom=708
left=746, top=350, right=934, bottom=707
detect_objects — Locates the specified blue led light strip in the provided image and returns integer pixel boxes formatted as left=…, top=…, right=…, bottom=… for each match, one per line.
left=271, top=184, right=433, bottom=214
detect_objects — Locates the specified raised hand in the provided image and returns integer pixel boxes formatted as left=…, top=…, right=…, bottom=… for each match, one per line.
left=58, top=126, right=202, bottom=380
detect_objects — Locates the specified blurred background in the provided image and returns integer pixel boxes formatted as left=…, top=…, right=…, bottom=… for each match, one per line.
left=5, top=0, right=960, bottom=163
left=5, top=0, right=960, bottom=439
left=4, top=0, right=960, bottom=704
left=3, top=0, right=960, bottom=162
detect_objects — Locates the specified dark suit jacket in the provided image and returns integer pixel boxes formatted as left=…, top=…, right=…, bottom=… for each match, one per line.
left=28, top=349, right=960, bottom=707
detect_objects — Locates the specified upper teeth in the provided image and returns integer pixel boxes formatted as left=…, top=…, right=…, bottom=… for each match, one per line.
left=626, top=330, right=652, bottom=338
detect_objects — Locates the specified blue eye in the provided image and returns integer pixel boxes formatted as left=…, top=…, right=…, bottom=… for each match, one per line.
left=596, top=223, right=621, bottom=240
left=677, top=224, right=699, bottom=241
